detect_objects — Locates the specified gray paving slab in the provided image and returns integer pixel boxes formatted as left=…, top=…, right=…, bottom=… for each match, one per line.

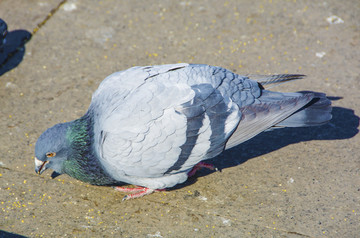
left=0, top=0, right=359, bottom=237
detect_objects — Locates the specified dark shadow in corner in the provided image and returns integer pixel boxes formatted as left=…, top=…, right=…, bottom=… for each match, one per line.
left=0, top=30, right=32, bottom=76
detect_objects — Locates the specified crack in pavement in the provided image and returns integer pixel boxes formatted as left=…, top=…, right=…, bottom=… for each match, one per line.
left=0, top=1, right=67, bottom=72
left=32, top=0, right=67, bottom=35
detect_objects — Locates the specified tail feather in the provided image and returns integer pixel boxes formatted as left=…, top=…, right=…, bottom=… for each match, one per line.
left=225, top=90, right=332, bottom=150
left=247, top=74, right=306, bottom=89
left=274, top=91, right=332, bottom=127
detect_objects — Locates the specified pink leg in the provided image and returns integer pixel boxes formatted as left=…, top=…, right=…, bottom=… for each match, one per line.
left=114, top=186, right=165, bottom=201
left=188, top=161, right=218, bottom=177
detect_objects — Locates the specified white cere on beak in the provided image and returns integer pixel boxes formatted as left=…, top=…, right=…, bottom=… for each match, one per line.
left=35, top=157, right=48, bottom=174
left=35, top=157, right=43, bottom=167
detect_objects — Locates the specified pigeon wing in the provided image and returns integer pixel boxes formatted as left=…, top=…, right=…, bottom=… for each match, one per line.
left=89, top=64, right=242, bottom=184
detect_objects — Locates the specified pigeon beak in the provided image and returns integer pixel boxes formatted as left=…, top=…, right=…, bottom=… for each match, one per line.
left=35, top=157, right=48, bottom=175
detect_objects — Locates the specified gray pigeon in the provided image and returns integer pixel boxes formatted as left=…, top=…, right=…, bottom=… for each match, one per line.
left=34, top=63, right=332, bottom=200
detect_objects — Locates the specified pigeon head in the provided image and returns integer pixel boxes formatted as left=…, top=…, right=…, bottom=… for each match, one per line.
left=35, top=122, right=71, bottom=175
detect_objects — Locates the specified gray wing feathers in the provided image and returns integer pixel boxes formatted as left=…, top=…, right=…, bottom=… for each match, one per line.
left=100, top=90, right=191, bottom=172
left=165, top=83, right=240, bottom=173
left=225, top=91, right=313, bottom=150
left=92, top=64, right=279, bottom=181
left=94, top=64, right=248, bottom=179
left=92, top=63, right=189, bottom=122
left=92, top=64, right=194, bottom=178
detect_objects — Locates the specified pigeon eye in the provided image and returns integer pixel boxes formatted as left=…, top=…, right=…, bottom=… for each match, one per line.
left=46, top=152, right=56, bottom=158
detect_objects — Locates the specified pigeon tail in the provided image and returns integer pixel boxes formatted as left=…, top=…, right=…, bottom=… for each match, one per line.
left=274, top=91, right=332, bottom=128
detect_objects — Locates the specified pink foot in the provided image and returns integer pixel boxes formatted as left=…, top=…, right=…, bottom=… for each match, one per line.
left=114, top=186, right=165, bottom=201
left=188, top=162, right=218, bottom=177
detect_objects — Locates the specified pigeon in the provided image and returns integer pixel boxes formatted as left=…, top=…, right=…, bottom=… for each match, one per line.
left=34, top=63, right=332, bottom=200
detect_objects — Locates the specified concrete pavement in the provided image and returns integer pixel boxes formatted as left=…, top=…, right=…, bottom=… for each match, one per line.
left=0, top=0, right=359, bottom=237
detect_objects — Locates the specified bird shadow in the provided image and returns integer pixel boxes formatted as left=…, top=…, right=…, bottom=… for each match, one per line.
left=0, top=29, right=32, bottom=76
left=172, top=105, right=359, bottom=190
